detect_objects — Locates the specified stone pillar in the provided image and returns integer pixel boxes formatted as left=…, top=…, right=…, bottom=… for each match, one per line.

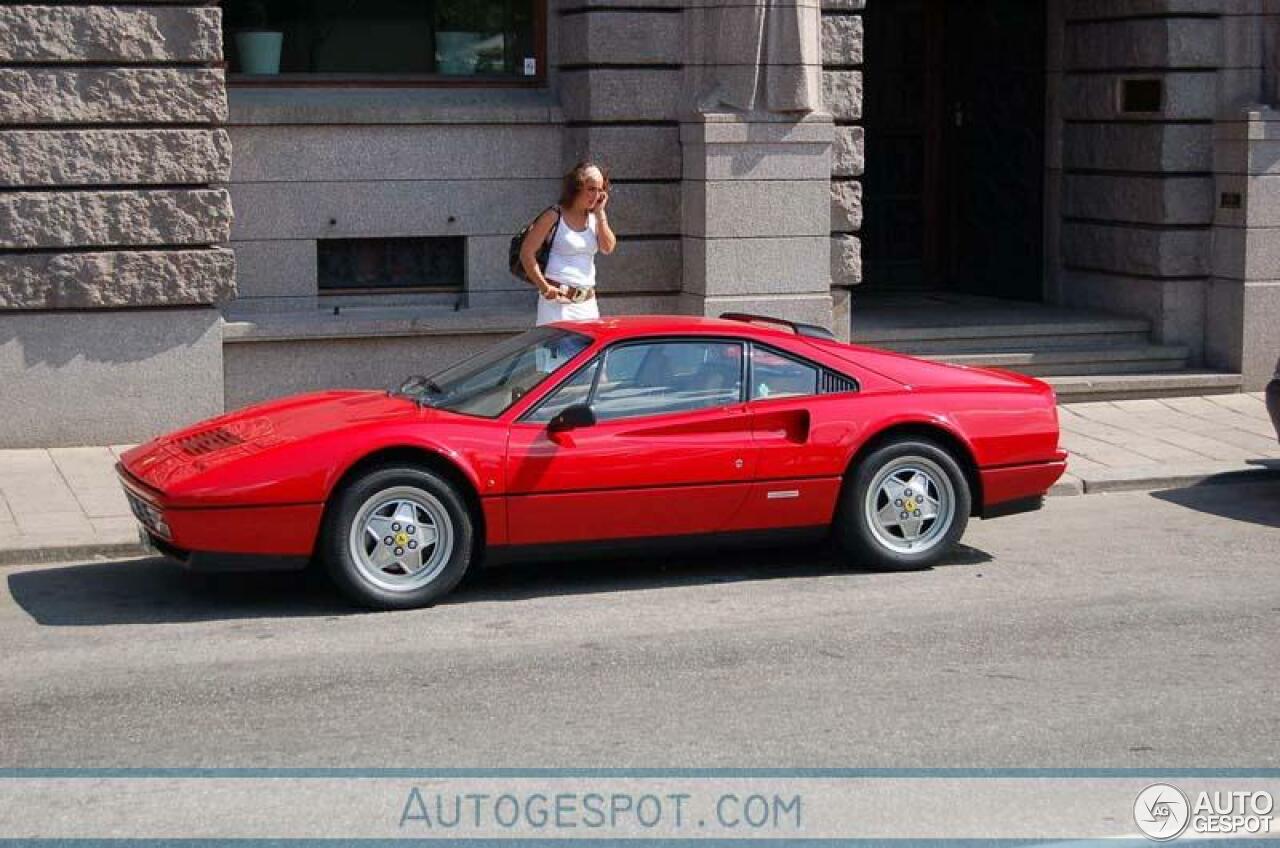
left=1057, top=7, right=1221, bottom=361
left=0, top=3, right=235, bottom=447
left=1207, top=106, right=1280, bottom=391
left=679, top=0, right=836, bottom=332
left=680, top=114, right=835, bottom=329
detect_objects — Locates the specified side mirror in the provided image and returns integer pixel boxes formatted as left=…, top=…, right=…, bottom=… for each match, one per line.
left=547, top=403, right=596, bottom=434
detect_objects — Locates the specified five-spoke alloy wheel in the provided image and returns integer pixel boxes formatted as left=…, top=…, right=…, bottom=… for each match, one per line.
left=323, top=466, right=474, bottom=609
left=836, top=438, right=971, bottom=571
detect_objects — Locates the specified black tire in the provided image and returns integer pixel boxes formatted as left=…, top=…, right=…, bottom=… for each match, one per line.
left=321, top=465, right=475, bottom=610
left=835, top=438, right=971, bottom=571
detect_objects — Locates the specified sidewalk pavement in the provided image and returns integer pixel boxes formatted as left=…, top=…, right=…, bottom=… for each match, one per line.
left=1, top=393, right=1277, bottom=567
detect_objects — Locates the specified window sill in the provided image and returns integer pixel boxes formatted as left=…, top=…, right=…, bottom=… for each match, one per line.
left=222, top=305, right=532, bottom=343
left=227, top=86, right=564, bottom=126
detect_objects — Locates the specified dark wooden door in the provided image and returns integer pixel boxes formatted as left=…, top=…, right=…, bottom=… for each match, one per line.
left=943, top=0, right=1046, bottom=300
left=861, top=0, right=1045, bottom=299
left=861, top=0, right=941, bottom=289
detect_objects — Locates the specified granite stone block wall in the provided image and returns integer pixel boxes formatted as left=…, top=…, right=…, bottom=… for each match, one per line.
left=821, top=0, right=864, bottom=336
left=1209, top=107, right=1280, bottom=390
left=0, top=2, right=233, bottom=447
left=225, top=92, right=566, bottom=316
left=1055, top=0, right=1225, bottom=361
left=559, top=1, right=686, bottom=315
left=1055, top=0, right=1279, bottom=386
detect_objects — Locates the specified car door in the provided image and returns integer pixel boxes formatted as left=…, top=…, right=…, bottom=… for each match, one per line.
left=504, top=339, right=758, bottom=545
left=727, top=344, right=856, bottom=532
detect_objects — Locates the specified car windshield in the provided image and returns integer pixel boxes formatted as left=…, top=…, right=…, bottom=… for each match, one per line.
left=394, top=327, right=592, bottom=418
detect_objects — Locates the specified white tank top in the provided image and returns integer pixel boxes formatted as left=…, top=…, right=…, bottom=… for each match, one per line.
left=544, top=211, right=598, bottom=289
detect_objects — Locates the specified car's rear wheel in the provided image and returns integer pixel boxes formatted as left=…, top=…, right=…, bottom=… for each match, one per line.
left=322, top=466, right=474, bottom=609
left=835, top=439, right=971, bottom=571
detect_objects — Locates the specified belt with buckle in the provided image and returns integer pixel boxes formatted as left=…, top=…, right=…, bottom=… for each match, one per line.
left=562, top=285, right=595, bottom=304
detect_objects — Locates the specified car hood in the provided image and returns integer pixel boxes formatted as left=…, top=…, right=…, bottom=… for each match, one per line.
left=119, top=390, right=421, bottom=493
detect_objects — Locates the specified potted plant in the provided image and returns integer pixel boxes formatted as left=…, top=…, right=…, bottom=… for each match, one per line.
left=235, top=1, right=284, bottom=75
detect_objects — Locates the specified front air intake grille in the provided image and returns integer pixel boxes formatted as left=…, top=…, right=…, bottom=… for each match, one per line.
left=820, top=371, right=858, bottom=395
left=124, top=489, right=168, bottom=538
left=175, top=427, right=244, bottom=456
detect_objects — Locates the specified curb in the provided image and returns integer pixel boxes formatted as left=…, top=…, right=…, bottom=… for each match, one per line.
left=1078, top=462, right=1280, bottom=495
left=0, top=541, right=149, bottom=568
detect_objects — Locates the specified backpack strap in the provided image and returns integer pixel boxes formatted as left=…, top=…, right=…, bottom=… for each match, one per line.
left=545, top=205, right=562, bottom=247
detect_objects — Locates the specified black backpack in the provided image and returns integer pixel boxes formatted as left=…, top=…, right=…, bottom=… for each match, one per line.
left=508, top=206, right=561, bottom=282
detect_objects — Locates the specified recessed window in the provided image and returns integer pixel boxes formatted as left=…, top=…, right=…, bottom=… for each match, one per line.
left=222, top=0, right=542, bottom=81
left=317, top=237, right=464, bottom=294
left=1120, top=79, right=1163, bottom=113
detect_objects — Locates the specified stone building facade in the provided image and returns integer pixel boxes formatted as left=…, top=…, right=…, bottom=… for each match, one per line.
left=1050, top=0, right=1279, bottom=394
left=0, top=1, right=1276, bottom=448
left=0, top=3, right=234, bottom=446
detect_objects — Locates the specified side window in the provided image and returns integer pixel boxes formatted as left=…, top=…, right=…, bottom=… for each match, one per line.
left=750, top=347, right=818, bottom=400
left=524, top=360, right=600, bottom=424
left=592, top=341, right=743, bottom=422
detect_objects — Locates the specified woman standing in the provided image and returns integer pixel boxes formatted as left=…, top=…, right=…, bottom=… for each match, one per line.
left=519, top=161, right=617, bottom=325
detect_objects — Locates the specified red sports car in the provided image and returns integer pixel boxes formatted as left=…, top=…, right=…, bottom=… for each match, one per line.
left=118, top=314, right=1067, bottom=609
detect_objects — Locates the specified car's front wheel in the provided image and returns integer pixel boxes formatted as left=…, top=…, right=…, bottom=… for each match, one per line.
left=322, top=466, right=474, bottom=609
left=835, top=439, right=971, bottom=571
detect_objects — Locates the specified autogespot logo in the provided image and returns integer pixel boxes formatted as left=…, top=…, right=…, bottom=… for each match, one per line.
left=1135, top=783, right=1191, bottom=841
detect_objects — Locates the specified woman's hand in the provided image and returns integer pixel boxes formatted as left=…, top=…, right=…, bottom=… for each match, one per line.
left=539, top=281, right=570, bottom=302
left=595, top=195, right=617, bottom=255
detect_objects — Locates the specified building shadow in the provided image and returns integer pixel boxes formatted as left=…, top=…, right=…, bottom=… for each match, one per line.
left=1148, top=464, right=1280, bottom=530
left=8, top=542, right=992, bottom=626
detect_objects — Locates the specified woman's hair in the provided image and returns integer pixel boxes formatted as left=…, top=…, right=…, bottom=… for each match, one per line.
left=559, top=161, right=610, bottom=207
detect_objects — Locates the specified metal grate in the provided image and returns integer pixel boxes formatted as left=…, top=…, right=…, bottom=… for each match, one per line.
left=318, top=236, right=465, bottom=293
left=175, top=427, right=244, bottom=456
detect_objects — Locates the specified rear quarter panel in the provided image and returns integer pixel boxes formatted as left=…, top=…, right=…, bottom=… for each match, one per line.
left=813, top=384, right=1060, bottom=470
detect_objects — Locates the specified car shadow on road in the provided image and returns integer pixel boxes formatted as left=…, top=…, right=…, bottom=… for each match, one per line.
left=1149, top=467, right=1280, bottom=529
left=8, top=543, right=993, bottom=626
left=451, top=541, right=993, bottom=605
left=6, top=558, right=348, bottom=626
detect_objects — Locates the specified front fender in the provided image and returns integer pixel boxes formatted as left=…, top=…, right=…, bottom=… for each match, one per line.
left=165, top=420, right=501, bottom=509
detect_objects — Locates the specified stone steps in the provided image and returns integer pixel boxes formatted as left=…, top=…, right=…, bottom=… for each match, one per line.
left=1047, top=372, right=1246, bottom=403
left=855, top=318, right=1151, bottom=353
left=850, top=299, right=1244, bottom=402
left=924, top=344, right=1191, bottom=376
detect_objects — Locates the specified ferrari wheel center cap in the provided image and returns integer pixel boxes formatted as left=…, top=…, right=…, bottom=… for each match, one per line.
left=394, top=532, right=410, bottom=547
left=903, top=498, right=918, bottom=512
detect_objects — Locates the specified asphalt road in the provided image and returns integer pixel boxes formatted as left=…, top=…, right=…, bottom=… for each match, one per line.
left=2, top=481, right=1278, bottom=768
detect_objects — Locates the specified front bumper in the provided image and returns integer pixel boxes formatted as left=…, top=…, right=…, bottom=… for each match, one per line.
left=118, top=464, right=323, bottom=564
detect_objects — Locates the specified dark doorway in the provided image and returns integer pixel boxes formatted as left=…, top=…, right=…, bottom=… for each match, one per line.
left=861, top=0, right=1046, bottom=299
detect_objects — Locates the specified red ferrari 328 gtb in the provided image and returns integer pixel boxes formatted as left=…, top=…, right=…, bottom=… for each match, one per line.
left=117, top=314, right=1068, bottom=609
